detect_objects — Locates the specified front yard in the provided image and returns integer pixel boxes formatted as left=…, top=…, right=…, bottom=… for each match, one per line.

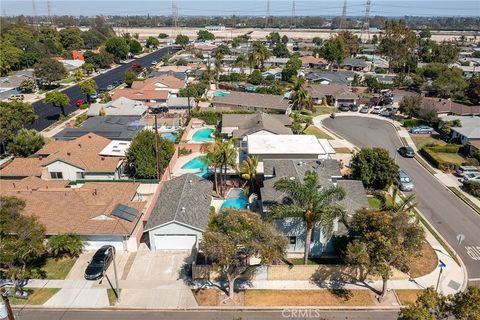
left=30, top=256, right=78, bottom=279
left=410, top=134, right=446, bottom=150
left=9, top=288, right=60, bottom=305
left=304, top=126, right=334, bottom=140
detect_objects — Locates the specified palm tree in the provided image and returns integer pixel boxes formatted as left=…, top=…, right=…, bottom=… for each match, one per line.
left=214, top=52, right=224, bottom=86
left=201, top=139, right=222, bottom=195
left=270, top=171, right=346, bottom=265
left=219, top=138, right=238, bottom=197
left=234, top=54, right=248, bottom=74
left=290, top=76, right=313, bottom=111
left=382, top=187, right=417, bottom=214
left=239, top=156, right=259, bottom=193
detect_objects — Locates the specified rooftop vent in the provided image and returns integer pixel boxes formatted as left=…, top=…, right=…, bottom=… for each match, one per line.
left=181, top=207, right=186, bottom=213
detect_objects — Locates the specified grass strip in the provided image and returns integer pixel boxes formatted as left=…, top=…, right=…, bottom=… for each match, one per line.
left=448, top=187, right=480, bottom=216
left=414, top=155, right=437, bottom=175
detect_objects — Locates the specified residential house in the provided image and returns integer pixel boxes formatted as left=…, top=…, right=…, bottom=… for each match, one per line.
left=306, top=84, right=358, bottom=106
left=260, top=159, right=368, bottom=255
left=59, top=59, right=85, bottom=72
left=54, top=116, right=145, bottom=141
left=245, top=135, right=333, bottom=160
left=0, top=177, right=151, bottom=251
left=450, top=64, right=480, bottom=78
left=0, top=133, right=124, bottom=181
left=439, top=115, right=480, bottom=145
left=300, top=55, right=329, bottom=70
left=87, top=97, right=148, bottom=117
left=418, top=97, right=480, bottom=116
left=262, top=68, right=283, bottom=81
left=374, top=74, right=395, bottom=85
left=166, top=96, right=196, bottom=111
left=264, top=57, right=290, bottom=68
left=145, top=174, right=212, bottom=250
left=467, top=140, right=480, bottom=157
left=340, top=58, right=369, bottom=72
left=305, top=70, right=354, bottom=85
left=211, top=91, right=290, bottom=113
left=220, top=112, right=293, bottom=139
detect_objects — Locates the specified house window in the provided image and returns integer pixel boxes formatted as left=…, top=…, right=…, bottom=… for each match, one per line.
left=289, top=236, right=296, bottom=245
left=50, top=172, right=63, bottom=179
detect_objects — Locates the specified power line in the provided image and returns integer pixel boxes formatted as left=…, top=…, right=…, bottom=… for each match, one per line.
left=291, top=0, right=296, bottom=29
left=171, top=0, right=178, bottom=37
left=340, top=0, right=347, bottom=30
left=360, top=0, right=371, bottom=43
left=265, top=0, right=270, bottom=29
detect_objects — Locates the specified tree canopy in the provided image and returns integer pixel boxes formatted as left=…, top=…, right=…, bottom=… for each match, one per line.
left=0, top=101, right=37, bottom=145
left=200, top=209, right=287, bottom=299
left=79, top=79, right=97, bottom=100
left=34, top=58, right=68, bottom=84
left=379, top=20, right=417, bottom=72
left=6, top=128, right=45, bottom=157
left=319, top=37, right=346, bottom=67
left=350, top=147, right=399, bottom=190
left=125, top=130, right=175, bottom=179
left=146, top=36, right=160, bottom=48
left=175, top=34, right=189, bottom=47
left=197, top=30, right=215, bottom=41
left=104, top=37, right=130, bottom=61
left=45, top=91, right=70, bottom=116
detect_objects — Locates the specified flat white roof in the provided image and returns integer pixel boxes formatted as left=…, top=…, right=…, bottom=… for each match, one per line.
left=247, top=135, right=326, bottom=155
left=99, top=140, right=131, bottom=157
left=318, top=139, right=336, bottom=154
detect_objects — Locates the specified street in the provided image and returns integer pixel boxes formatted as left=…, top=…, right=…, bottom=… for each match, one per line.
left=28, top=47, right=179, bottom=131
left=323, top=116, right=480, bottom=285
left=13, top=308, right=399, bottom=320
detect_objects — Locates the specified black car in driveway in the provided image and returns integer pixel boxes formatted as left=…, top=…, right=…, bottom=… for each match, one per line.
left=339, top=104, right=350, bottom=112
left=84, top=245, right=115, bottom=280
left=398, top=146, right=415, bottom=158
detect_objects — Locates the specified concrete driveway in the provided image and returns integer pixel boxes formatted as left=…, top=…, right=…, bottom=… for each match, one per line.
left=65, top=251, right=132, bottom=280
left=115, top=247, right=198, bottom=309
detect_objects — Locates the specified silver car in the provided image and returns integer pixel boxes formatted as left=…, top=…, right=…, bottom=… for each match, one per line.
left=397, top=170, right=414, bottom=191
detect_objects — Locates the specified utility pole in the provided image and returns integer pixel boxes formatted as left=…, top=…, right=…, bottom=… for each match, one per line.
left=154, top=114, right=161, bottom=180
left=171, top=0, right=178, bottom=38
left=359, top=0, right=372, bottom=43
left=265, top=0, right=270, bottom=29
left=291, top=0, right=296, bottom=29
left=112, top=248, right=120, bottom=303
left=31, top=0, right=37, bottom=28
left=47, top=0, right=52, bottom=25
left=340, top=0, right=347, bottom=30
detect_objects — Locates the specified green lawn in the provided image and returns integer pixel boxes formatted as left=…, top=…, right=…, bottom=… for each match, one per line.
left=367, top=196, right=383, bottom=210
left=304, top=126, right=334, bottom=140
left=435, top=152, right=465, bottom=165
left=410, top=135, right=447, bottom=150
left=31, top=256, right=77, bottom=279
left=312, top=105, right=334, bottom=116
left=9, top=288, right=60, bottom=305
left=107, top=288, right=121, bottom=306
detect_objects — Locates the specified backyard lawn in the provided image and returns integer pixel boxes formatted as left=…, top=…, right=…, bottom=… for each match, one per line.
left=9, top=288, right=60, bottom=305
left=304, top=126, right=334, bottom=140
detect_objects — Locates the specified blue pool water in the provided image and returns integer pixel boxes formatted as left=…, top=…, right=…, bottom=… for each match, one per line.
left=161, top=132, right=177, bottom=142
left=213, top=90, right=230, bottom=97
left=181, top=157, right=209, bottom=177
left=221, top=189, right=248, bottom=209
left=192, top=128, right=214, bottom=142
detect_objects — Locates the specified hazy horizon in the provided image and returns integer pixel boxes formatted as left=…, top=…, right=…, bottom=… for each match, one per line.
left=2, top=0, right=479, bottom=18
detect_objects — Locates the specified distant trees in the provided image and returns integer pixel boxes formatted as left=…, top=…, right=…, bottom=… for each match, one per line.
left=197, top=30, right=215, bottom=42
left=34, top=58, right=68, bottom=84
left=126, top=130, right=175, bottom=179
left=399, top=95, right=423, bottom=118
left=45, top=91, right=70, bottom=116
left=346, top=209, right=424, bottom=300
left=59, top=27, right=84, bottom=51
left=128, top=39, right=142, bottom=54
left=281, top=55, right=302, bottom=82
left=84, top=49, right=114, bottom=69
left=248, top=41, right=271, bottom=70
left=104, top=37, right=130, bottom=61
left=0, top=101, right=37, bottom=146
left=200, top=209, right=287, bottom=299
left=312, top=37, right=323, bottom=46
left=7, top=129, right=45, bottom=157
left=175, top=34, right=189, bottom=47
left=319, top=37, right=346, bottom=69
left=158, top=33, right=169, bottom=39
left=350, top=148, right=399, bottom=190
left=79, top=79, right=97, bottom=102
left=272, top=43, right=290, bottom=58
left=336, top=30, right=359, bottom=57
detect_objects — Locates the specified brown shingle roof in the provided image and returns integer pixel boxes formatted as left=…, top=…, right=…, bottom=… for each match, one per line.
left=112, top=89, right=169, bottom=101
left=0, top=158, right=45, bottom=177
left=212, top=91, right=290, bottom=111
left=306, top=84, right=358, bottom=100
left=0, top=180, right=146, bottom=235
left=300, top=55, right=328, bottom=65
left=131, top=75, right=185, bottom=90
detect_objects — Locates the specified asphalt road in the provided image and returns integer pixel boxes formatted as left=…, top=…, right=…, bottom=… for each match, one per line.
left=323, top=116, right=480, bottom=284
left=29, top=47, right=180, bottom=131
left=13, top=308, right=399, bottom=320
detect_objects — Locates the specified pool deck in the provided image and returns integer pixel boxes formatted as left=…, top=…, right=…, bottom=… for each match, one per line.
left=171, top=152, right=206, bottom=177
left=184, top=125, right=216, bottom=143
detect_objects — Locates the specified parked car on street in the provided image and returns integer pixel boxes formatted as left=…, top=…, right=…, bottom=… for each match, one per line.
left=371, top=106, right=382, bottom=114
left=380, top=107, right=393, bottom=117
left=349, top=104, right=358, bottom=111
left=84, top=245, right=115, bottom=280
left=398, top=146, right=415, bottom=158
left=360, top=105, right=369, bottom=113
left=75, top=99, right=86, bottom=107
left=339, top=104, right=350, bottom=112
left=397, top=170, right=414, bottom=191
left=462, top=172, right=480, bottom=183
left=456, top=166, right=480, bottom=177
left=409, top=125, right=434, bottom=134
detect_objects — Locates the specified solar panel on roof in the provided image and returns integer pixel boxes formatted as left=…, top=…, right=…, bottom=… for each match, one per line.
left=117, top=118, right=130, bottom=125
left=63, top=131, right=88, bottom=137
left=94, top=131, right=122, bottom=138
left=111, top=203, right=139, bottom=222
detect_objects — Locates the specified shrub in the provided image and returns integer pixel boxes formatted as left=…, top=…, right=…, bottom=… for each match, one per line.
left=179, top=147, right=192, bottom=156
left=48, top=233, right=84, bottom=257
left=462, top=157, right=480, bottom=166
left=420, top=144, right=462, bottom=172
left=463, top=181, right=480, bottom=198
left=402, top=118, right=426, bottom=128
left=299, top=109, right=312, bottom=116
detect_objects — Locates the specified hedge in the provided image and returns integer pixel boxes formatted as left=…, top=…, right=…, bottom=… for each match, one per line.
left=463, top=181, right=480, bottom=199
left=420, top=144, right=462, bottom=172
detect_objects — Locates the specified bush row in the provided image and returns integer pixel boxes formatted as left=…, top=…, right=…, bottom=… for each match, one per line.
left=420, top=145, right=462, bottom=172
left=463, top=181, right=480, bottom=199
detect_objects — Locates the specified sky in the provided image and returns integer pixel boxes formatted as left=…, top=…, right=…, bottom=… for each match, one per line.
left=1, top=0, right=479, bottom=17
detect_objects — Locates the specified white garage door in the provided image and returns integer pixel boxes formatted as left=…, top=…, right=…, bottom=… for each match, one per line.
left=154, top=235, right=197, bottom=250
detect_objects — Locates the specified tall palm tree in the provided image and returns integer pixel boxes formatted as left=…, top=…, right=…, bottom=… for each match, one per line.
left=382, top=187, right=417, bottom=214
left=214, top=52, right=224, bottom=86
left=234, top=54, right=248, bottom=74
left=201, top=140, right=221, bottom=194
left=219, top=138, right=238, bottom=197
left=239, top=156, right=259, bottom=193
left=270, top=171, right=346, bottom=265
left=290, top=76, right=313, bottom=111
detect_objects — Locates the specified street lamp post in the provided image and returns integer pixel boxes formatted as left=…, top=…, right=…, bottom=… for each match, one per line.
left=435, top=260, right=446, bottom=293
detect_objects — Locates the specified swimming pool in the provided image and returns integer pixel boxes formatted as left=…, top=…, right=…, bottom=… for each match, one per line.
left=161, top=132, right=177, bottom=142
left=214, top=90, right=230, bottom=97
left=192, top=128, right=214, bottom=142
left=221, top=188, right=248, bottom=210
left=181, top=157, right=209, bottom=177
